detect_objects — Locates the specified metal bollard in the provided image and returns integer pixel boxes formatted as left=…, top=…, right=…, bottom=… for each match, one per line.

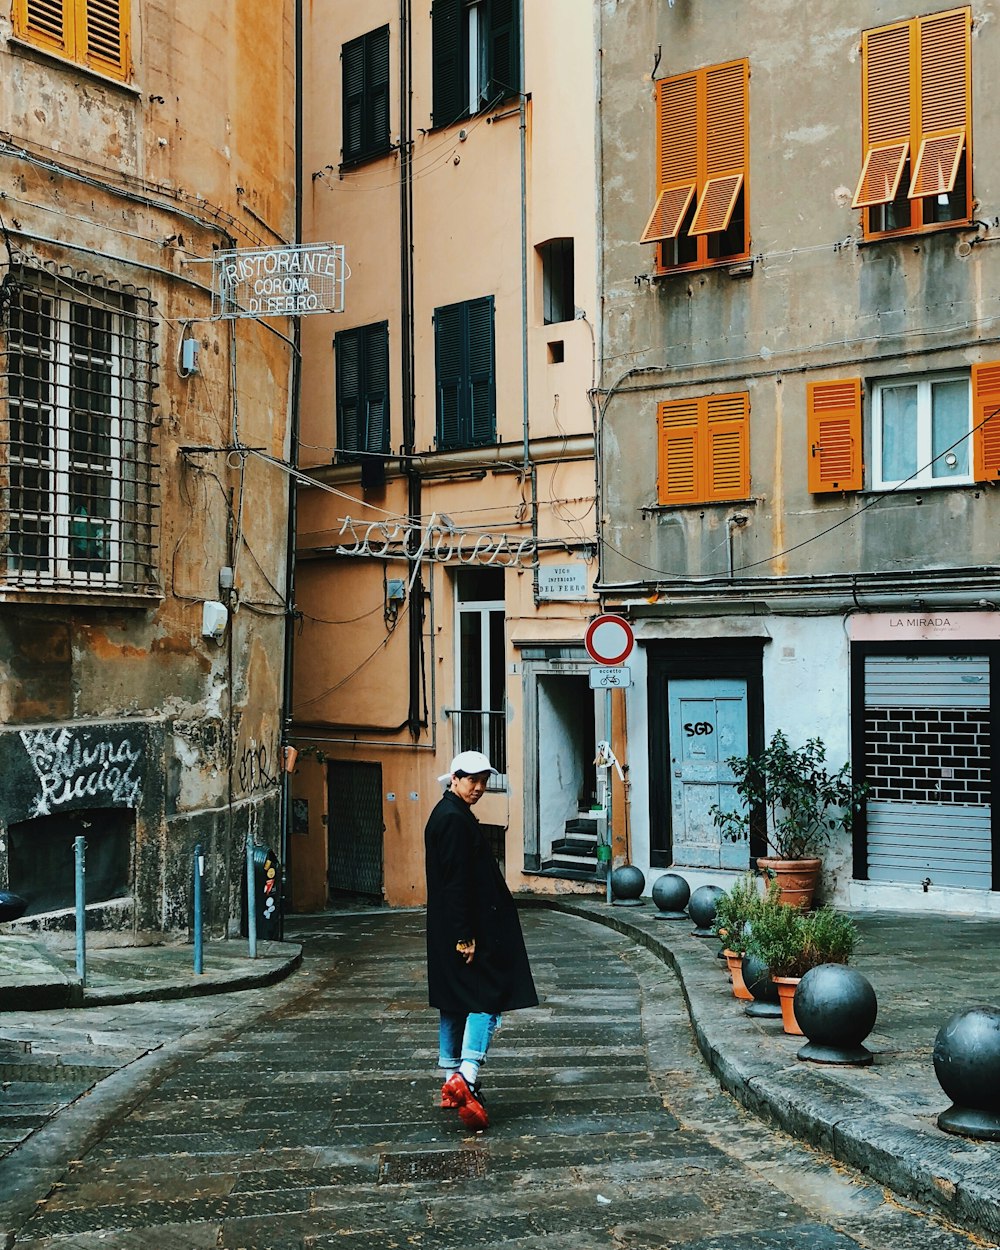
left=193, top=842, right=205, bottom=975
left=246, top=833, right=257, bottom=959
left=74, top=836, right=86, bottom=986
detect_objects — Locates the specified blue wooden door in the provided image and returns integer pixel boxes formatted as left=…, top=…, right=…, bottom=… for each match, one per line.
left=667, top=679, right=749, bottom=868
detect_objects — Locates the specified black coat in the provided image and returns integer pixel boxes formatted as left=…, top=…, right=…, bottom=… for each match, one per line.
left=424, top=790, right=538, bottom=1015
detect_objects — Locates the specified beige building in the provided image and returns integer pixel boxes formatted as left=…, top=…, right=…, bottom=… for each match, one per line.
left=0, top=1, right=296, bottom=938
left=598, top=2, right=1000, bottom=914
left=291, top=1, right=606, bottom=909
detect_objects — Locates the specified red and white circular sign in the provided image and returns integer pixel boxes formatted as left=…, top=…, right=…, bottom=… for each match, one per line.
left=585, top=614, right=635, bottom=666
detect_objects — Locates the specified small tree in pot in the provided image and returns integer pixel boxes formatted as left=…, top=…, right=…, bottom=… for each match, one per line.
left=709, top=730, right=866, bottom=909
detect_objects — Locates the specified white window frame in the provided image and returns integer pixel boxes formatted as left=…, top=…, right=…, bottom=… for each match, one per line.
left=872, top=372, right=972, bottom=491
left=465, top=0, right=487, bottom=115
left=452, top=577, right=507, bottom=791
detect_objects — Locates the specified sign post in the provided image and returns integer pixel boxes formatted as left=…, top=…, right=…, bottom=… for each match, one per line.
left=584, top=616, right=634, bottom=902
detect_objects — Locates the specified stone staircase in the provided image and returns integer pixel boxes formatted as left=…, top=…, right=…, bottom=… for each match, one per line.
left=539, top=813, right=603, bottom=881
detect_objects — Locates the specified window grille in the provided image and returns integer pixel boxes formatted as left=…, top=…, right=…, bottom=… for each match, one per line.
left=0, top=264, right=159, bottom=594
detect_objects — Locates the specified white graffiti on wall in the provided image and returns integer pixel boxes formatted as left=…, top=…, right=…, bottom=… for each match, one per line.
left=19, top=728, right=143, bottom=817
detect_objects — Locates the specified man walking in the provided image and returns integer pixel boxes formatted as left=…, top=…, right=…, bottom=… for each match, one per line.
left=424, top=750, right=538, bottom=1131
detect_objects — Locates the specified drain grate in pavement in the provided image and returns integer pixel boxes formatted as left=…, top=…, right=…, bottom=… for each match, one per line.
left=377, top=1149, right=487, bottom=1184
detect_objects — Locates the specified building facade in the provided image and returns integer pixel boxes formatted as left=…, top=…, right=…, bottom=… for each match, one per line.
left=599, top=1, right=1000, bottom=913
left=0, top=1, right=296, bottom=938
left=290, top=0, right=603, bottom=909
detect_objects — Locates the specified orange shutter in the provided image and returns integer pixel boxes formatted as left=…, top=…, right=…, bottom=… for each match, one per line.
left=642, top=74, right=698, bottom=246
left=657, top=399, right=701, bottom=506
left=81, top=0, right=130, bottom=79
left=705, top=393, right=749, bottom=501
left=909, top=8, right=969, bottom=200
left=856, top=22, right=911, bottom=207
left=807, top=380, right=863, bottom=493
left=972, top=363, right=1000, bottom=482
left=15, top=0, right=72, bottom=55
left=690, top=60, right=747, bottom=235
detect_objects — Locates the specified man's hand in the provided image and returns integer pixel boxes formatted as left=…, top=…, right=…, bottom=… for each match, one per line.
left=455, top=939, right=476, bottom=964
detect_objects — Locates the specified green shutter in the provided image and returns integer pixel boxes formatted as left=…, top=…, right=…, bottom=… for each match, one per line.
left=435, top=303, right=464, bottom=449
left=488, top=0, right=519, bottom=105
left=335, top=328, right=362, bottom=459
left=363, top=322, right=390, bottom=454
left=342, top=35, right=365, bottom=162
left=467, top=296, right=496, bottom=445
left=432, top=0, right=465, bottom=128
left=366, top=26, right=390, bottom=157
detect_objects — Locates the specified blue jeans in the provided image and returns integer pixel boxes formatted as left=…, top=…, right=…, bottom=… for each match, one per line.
left=438, top=1011, right=501, bottom=1069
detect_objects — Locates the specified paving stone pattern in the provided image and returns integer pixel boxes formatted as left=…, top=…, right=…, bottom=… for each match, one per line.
left=9, top=912, right=990, bottom=1250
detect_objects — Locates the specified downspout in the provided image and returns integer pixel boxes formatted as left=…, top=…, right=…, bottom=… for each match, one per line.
left=519, top=0, right=537, bottom=606
left=595, top=1, right=606, bottom=593
left=401, top=0, right=424, bottom=737
left=278, top=0, right=305, bottom=934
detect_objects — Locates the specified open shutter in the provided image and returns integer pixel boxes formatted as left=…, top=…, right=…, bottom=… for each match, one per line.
left=855, top=22, right=911, bottom=208
left=467, top=296, right=496, bottom=446
left=705, top=393, right=749, bottom=501
left=972, top=362, right=1000, bottom=483
left=335, top=328, right=362, bottom=459
left=82, top=0, right=129, bottom=80
left=16, top=0, right=72, bottom=56
left=657, top=399, right=701, bottom=506
left=435, top=303, right=465, bottom=449
left=363, top=322, right=390, bottom=455
left=342, top=36, right=365, bottom=162
left=642, top=73, right=698, bottom=245
left=690, top=61, right=747, bottom=235
left=909, top=7, right=969, bottom=199
left=431, top=0, right=465, bottom=128
left=488, top=0, right=519, bottom=105
left=807, top=379, right=863, bottom=493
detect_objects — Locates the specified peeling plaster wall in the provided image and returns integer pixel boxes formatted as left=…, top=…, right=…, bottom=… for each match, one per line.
left=0, top=2, right=295, bottom=942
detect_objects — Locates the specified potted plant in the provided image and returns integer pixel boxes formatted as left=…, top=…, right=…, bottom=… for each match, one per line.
left=747, top=902, right=858, bottom=1035
left=709, top=730, right=866, bottom=909
left=713, top=872, right=762, bottom=1001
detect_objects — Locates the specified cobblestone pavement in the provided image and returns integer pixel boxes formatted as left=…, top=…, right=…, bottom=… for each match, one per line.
left=6, top=911, right=991, bottom=1249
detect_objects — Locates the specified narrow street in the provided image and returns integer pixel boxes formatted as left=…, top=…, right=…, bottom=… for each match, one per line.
left=10, top=911, right=986, bottom=1250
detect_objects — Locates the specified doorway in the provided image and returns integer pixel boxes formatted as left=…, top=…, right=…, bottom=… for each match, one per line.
left=326, top=760, right=384, bottom=900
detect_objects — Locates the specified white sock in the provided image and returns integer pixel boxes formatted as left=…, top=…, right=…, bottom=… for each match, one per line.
left=459, top=1059, right=480, bottom=1086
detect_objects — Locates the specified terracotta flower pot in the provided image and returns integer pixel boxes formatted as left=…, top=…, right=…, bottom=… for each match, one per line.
left=772, top=976, right=803, bottom=1035
left=757, top=857, right=821, bottom=910
left=724, top=950, right=753, bottom=1001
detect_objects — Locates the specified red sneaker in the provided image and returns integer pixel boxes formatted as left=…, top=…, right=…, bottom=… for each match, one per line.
left=439, top=1079, right=461, bottom=1108
left=441, top=1072, right=489, bottom=1131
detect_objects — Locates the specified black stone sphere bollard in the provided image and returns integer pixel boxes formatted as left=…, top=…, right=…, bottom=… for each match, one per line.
left=795, top=964, right=877, bottom=1065
left=741, top=950, right=782, bottom=1018
left=651, top=873, right=690, bottom=920
left=933, top=1006, right=1000, bottom=1140
left=0, top=892, right=27, bottom=923
left=688, top=884, right=724, bottom=937
left=611, top=864, right=646, bottom=906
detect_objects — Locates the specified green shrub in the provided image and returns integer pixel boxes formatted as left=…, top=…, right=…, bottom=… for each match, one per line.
left=746, top=899, right=859, bottom=978
left=713, top=872, right=762, bottom=953
left=802, top=907, right=857, bottom=967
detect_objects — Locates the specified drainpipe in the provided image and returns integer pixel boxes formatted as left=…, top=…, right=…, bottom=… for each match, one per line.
left=519, top=1, right=537, bottom=607
left=277, top=0, right=305, bottom=935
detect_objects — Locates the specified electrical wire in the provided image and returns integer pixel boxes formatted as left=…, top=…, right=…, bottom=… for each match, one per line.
left=291, top=597, right=412, bottom=713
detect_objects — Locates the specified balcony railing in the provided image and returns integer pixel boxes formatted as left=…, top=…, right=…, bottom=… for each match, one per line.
left=443, top=708, right=507, bottom=791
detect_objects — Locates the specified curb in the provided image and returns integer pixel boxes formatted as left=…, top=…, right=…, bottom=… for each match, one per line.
left=521, top=896, right=1000, bottom=1244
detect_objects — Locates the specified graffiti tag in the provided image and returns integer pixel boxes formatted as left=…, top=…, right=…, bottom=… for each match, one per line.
left=238, top=737, right=279, bottom=793
left=19, top=728, right=143, bottom=817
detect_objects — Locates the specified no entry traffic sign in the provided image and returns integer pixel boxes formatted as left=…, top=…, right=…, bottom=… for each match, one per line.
left=585, top=614, right=635, bottom=666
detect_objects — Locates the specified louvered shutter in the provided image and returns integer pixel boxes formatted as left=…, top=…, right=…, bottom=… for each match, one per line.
left=855, top=22, right=911, bottom=208
left=657, top=400, right=701, bottom=506
left=82, top=0, right=129, bottom=79
left=909, top=8, right=969, bottom=199
left=690, top=61, right=747, bottom=236
left=342, top=37, right=366, bottom=162
left=363, top=322, right=390, bottom=455
left=16, top=0, right=72, bottom=55
left=705, top=393, right=749, bottom=501
left=642, top=74, right=698, bottom=245
left=336, top=328, right=362, bottom=459
left=807, top=380, right=863, bottom=493
left=432, top=0, right=465, bottom=128
left=467, top=296, right=496, bottom=446
left=488, top=0, right=519, bottom=106
left=972, top=362, right=1000, bottom=482
left=435, top=303, right=465, bottom=449
left=367, top=26, right=390, bottom=157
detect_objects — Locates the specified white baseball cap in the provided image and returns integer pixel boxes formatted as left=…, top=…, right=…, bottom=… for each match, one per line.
left=437, top=750, right=498, bottom=784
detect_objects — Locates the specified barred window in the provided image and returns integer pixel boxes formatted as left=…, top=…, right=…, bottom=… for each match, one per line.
left=0, top=267, right=159, bottom=594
